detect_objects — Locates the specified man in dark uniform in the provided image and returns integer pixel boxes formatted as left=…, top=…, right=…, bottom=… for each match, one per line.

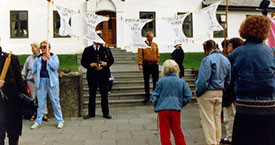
left=81, top=40, right=114, bottom=119
left=0, top=46, right=29, bottom=145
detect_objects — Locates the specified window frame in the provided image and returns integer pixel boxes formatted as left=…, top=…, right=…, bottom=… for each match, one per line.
left=10, top=11, right=29, bottom=39
left=214, top=13, right=227, bottom=38
left=139, top=11, right=156, bottom=37
left=177, top=12, right=193, bottom=38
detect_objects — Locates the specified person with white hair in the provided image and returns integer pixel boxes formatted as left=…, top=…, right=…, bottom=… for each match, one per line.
left=152, top=59, right=192, bottom=145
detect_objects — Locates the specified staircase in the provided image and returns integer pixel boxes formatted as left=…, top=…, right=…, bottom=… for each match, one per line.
left=78, top=47, right=197, bottom=114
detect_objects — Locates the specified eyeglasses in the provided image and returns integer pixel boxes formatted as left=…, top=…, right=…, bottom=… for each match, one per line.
left=41, top=46, right=47, bottom=49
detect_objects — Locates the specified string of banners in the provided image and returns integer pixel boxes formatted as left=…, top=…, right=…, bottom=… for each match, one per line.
left=55, top=1, right=223, bottom=48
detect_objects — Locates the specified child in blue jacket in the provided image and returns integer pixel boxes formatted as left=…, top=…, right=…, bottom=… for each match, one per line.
left=153, top=59, right=192, bottom=145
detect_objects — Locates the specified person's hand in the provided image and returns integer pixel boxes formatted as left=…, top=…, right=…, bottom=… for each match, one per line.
left=138, top=65, right=143, bottom=70
left=0, top=80, right=5, bottom=88
left=96, top=66, right=103, bottom=71
left=46, top=51, right=51, bottom=60
left=35, top=86, right=40, bottom=90
left=90, top=63, right=97, bottom=67
left=100, top=61, right=107, bottom=67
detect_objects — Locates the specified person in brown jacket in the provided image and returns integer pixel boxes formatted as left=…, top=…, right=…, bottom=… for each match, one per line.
left=137, top=31, right=160, bottom=103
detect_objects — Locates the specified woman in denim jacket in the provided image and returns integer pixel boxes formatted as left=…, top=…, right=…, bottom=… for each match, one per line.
left=152, top=59, right=192, bottom=145
left=31, top=41, right=64, bottom=129
left=228, top=15, right=275, bottom=145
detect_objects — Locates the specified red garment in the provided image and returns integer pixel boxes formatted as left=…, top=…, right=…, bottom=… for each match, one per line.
left=158, top=110, right=186, bottom=145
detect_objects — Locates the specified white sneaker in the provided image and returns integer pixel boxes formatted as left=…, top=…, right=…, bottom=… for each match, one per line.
left=57, top=123, right=64, bottom=129
left=31, top=123, right=39, bottom=129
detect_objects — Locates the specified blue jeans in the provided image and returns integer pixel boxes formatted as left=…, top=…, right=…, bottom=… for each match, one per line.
left=35, top=78, right=64, bottom=125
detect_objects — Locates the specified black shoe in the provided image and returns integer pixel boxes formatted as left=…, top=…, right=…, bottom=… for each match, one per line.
left=103, top=115, right=112, bottom=119
left=220, top=139, right=232, bottom=144
left=83, top=114, right=95, bottom=119
left=143, top=98, right=150, bottom=104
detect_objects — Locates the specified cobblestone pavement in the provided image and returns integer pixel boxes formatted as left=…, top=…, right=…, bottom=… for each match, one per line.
left=18, top=103, right=207, bottom=145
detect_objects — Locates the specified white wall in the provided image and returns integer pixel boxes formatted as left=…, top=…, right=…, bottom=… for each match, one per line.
left=0, top=0, right=263, bottom=54
left=0, top=0, right=87, bottom=55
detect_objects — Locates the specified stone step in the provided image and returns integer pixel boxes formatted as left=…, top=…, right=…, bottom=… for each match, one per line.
left=81, top=72, right=195, bottom=79
left=83, top=86, right=154, bottom=94
left=114, top=61, right=137, bottom=64
left=83, top=92, right=149, bottom=101
left=114, top=57, right=136, bottom=61
left=112, top=53, right=137, bottom=57
left=83, top=81, right=194, bottom=88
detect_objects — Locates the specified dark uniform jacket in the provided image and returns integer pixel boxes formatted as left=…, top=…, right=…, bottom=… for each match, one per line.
left=81, top=45, right=114, bottom=80
left=0, top=47, right=28, bottom=136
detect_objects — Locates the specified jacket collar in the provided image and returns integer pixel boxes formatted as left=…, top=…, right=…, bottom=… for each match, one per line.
left=209, top=49, right=221, bottom=55
left=166, top=73, right=177, bottom=77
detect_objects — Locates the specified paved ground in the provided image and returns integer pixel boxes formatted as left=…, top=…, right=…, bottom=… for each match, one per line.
left=18, top=103, right=207, bottom=145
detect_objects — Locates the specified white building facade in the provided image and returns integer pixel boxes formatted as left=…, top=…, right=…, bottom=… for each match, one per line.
left=0, top=0, right=266, bottom=54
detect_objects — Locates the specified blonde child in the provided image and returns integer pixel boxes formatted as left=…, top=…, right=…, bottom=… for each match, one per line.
left=153, top=59, right=192, bottom=145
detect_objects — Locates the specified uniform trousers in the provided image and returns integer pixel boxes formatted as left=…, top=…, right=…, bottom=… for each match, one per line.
left=87, top=74, right=109, bottom=116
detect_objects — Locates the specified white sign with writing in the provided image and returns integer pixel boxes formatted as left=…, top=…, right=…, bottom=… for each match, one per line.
left=82, top=13, right=109, bottom=44
left=163, top=14, right=189, bottom=46
left=197, top=1, right=223, bottom=35
left=124, top=19, right=152, bottom=49
left=56, top=6, right=77, bottom=37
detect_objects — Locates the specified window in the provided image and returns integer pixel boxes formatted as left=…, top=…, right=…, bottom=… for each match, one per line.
left=10, top=11, right=28, bottom=38
left=53, top=11, right=71, bottom=38
left=140, top=12, right=156, bottom=37
left=178, top=13, right=193, bottom=38
left=214, top=14, right=227, bottom=38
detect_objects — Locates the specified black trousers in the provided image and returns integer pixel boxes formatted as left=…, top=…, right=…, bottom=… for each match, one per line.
left=87, top=75, right=109, bottom=116
left=142, top=64, right=159, bottom=99
left=0, top=122, right=19, bottom=145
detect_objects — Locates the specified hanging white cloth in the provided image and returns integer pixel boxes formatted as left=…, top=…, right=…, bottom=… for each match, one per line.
left=56, top=6, right=77, bottom=37
left=124, top=19, right=152, bottom=50
left=163, top=14, right=189, bottom=46
left=82, top=13, right=109, bottom=44
left=197, top=1, right=223, bottom=35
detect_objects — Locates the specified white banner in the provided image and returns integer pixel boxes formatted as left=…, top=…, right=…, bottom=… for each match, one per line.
left=82, top=13, right=109, bottom=44
left=163, top=14, right=189, bottom=46
left=124, top=19, right=152, bottom=49
left=197, top=1, right=223, bottom=35
left=56, top=6, right=77, bottom=37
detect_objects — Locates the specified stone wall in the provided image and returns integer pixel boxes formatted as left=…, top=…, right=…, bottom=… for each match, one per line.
left=47, top=72, right=83, bottom=118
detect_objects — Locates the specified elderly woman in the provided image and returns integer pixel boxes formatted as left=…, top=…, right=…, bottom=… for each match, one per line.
left=228, top=15, right=275, bottom=145
left=21, top=43, right=48, bottom=121
left=31, top=41, right=64, bottom=129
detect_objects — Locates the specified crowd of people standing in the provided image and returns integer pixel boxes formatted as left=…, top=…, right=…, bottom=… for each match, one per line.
left=0, top=14, right=274, bottom=145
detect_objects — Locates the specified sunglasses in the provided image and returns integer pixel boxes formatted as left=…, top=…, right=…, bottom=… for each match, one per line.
left=41, top=46, right=47, bottom=49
